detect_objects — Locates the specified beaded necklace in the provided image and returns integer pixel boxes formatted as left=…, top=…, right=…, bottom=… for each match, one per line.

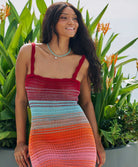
left=47, top=43, right=71, bottom=59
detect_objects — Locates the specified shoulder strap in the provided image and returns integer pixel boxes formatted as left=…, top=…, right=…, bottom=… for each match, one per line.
left=72, top=55, right=85, bottom=79
left=31, top=43, right=35, bottom=74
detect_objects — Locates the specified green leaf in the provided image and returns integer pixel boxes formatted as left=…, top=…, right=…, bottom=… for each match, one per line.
left=8, top=0, right=19, bottom=23
left=109, top=61, right=114, bottom=79
left=0, top=94, right=15, bottom=114
left=90, top=4, right=108, bottom=35
left=19, top=7, right=33, bottom=39
left=25, top=30, right=33, bottom=43
left=0, top=71, right=5, bottom=85
left=4, top=19, right=18, bottom=49
left=96, top=33, right=103, bottom=58
left=25, top=0, right=32, bottom=11
left=0, top=41, right=13, bottom=68
left=117, top=56, right=128, bottom=60
left=7, top=23, right=22, bottom=62
left=32, top=20, right=41, bottom=41
left=0, top=131, right=16, bottom=140
left=6, top=85, right=16, bottom=103
left=94, top=92, right=102, bottom=124
left=77, top=0, right=81, bottom=9
left=103, top=63, right=108, bottom=89
left=0, top=109, right=14, bottom=120
left=104, top=105, right=116, bottom=119
left=101, top=33, right=118, bottom=59
left=86, top=10, right=90, bottom=27
left=0, top=20, right=5, bottom=38
left=116, top=58, right=137, bottom=68
left=79, top=7, right=83, bottom=13
left=100, top=129, right=114, bottom=145
left=33, top=11, right=39, bottom=26
left=109, top=74, right=123, bottom=104
left=115, top=38, right=138, bottom=56
left=114, top=65, right=122, bottom=83
left=119, top=83, right=138, bottom=95
left=117, top=92, right=130, bottom=107
left=51, top=0, right=54, bottom=4
left=2, top=67, right=15, bottom=97
left=36, top=0, right=47, bottom=14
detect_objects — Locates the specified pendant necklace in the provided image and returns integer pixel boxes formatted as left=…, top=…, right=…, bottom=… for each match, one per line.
left=47, top=43, right=71, bottom=59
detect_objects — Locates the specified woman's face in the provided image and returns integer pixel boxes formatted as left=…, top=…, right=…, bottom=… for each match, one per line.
left=55, top=7, right=79, bottom=38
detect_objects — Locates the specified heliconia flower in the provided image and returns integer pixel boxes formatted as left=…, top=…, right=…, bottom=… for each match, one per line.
left=101, top=23, right=111, bottom=35
left=103, top=54, right=118, bottom=69
left=0, top=5, right=10, bottom=21
left=97, top=23, right=101, bottom=32
left=106, top=76, right=113, bottom=89
left=96, top=23, right=111, bottom=35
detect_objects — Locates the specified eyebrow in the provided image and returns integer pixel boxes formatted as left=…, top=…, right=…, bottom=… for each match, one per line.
left=60, top=12, right=77, bottom=16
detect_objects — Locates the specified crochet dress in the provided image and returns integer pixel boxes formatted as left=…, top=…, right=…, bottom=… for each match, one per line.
left=25, top=43, right=96, bottom=167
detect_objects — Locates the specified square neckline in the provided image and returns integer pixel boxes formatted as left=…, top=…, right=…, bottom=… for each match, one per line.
left=26, top=43, right=86, bottom=83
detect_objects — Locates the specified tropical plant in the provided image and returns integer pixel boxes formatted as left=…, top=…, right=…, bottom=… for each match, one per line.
left=0, top=0, right=37, bottom=148
left=90, top=16, right=138, bottom=148
left=0, top=0, right=137, bottom=149
left=100, top=100, right=138, bottom=148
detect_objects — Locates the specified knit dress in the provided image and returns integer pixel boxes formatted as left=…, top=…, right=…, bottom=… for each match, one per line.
left=25, top=43, right=96, bottom=167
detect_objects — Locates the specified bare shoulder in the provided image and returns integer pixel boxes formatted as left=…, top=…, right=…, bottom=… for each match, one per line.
left=83, top=56, right=89, bottom=69
left=16, top=43, right=32, bottom=64
left=18, top=43, right=32, bottom=56
left=80, top=55, right=89, bottom=74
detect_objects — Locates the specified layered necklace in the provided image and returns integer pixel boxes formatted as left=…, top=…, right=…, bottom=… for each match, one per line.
left=47, top=43, right=71, bottom=59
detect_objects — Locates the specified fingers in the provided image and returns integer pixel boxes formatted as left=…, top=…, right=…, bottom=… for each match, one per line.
left=96, top=154, right=99, bottom=165
left=98, top=156, right=106, bottom=167
left=15, top=155, right=27, bottom=167
left=97, top=150, right=106, bottom=167
left=22, top=151, right=31, bottom=167
left=14, top=144, right=31, bottom=167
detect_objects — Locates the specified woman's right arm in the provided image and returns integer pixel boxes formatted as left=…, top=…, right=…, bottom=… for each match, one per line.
left=14, top=44, right=31, bottom=167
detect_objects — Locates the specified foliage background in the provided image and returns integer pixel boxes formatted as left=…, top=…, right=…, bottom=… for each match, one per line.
left=0, top=0, right=137, bottom=148
left=6, top=0, right=138, bottom=101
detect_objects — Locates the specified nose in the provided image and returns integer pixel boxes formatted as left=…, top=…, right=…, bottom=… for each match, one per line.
left=68, top=18, right=74, bottom=24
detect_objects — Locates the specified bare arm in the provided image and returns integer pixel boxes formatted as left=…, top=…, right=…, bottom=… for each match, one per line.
left=14, top=44, right=31, bottom=167
left=15, top=47, right=28, bottom=144
left=79, top=59, right=105, bottom=167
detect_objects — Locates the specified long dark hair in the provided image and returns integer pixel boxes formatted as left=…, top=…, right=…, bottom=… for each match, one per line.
left=42, top=2, right=102, bottom=92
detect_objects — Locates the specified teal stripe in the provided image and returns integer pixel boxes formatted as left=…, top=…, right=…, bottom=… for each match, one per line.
left=31, top=105, right=82, bottom=116
left=29, top=100, right=77, bottom=105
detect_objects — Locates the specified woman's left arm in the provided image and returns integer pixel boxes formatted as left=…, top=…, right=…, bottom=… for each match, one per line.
left=79, top=60, right=106, bottom=167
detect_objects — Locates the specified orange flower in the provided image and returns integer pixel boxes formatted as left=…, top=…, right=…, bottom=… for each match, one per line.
left=0, top=5, right=10, bottom=21
left=97, top=23, right=101, bottom=32
left=97, top=23, right=111, bottom=35
left=104, top=54, right=118, bottom=68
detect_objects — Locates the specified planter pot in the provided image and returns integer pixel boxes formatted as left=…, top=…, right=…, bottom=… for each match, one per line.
left=102, top=142, right=138, bottom=167
left=0, top=148, right=18, bottom=167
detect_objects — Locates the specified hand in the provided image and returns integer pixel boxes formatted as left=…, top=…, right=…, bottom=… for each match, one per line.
left=96, top=141, right=106, bottom=167
left=14, top=142, right=31, bottom=167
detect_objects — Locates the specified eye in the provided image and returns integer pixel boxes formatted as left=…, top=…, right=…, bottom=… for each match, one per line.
left=59, top=16, right=67, bottom=20
left=73, top=17, right=78, bottom=21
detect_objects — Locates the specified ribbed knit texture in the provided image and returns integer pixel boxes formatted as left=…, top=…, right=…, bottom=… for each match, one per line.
left=25, top=43, right=96, bottom=167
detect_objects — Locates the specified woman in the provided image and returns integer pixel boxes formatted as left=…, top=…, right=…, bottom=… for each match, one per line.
left=14, top=2, right=105, bottom=167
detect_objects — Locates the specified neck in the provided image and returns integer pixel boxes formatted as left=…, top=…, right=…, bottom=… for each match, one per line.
left=48, top=35, right=70, bottom=55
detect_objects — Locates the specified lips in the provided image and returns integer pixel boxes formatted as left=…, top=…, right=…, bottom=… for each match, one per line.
left=66, top=27, right=75, bottom=30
